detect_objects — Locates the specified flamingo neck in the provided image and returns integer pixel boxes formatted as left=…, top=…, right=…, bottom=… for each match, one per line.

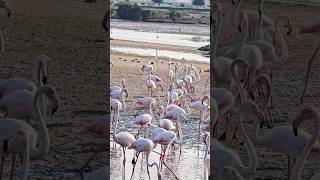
left=30, top=87, right=49, bottom=159
left=146, top=151, right=161, bottom=180
left=292, top=112, right=320, bottom=180
left=238, top=113, right=258, bottom=176
left=275, top=17, right=288, bottom=61
left=113, top=108, right=120, bottom=140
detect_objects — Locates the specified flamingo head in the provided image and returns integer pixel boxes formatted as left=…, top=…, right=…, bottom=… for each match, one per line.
left=293, top=106, right=318, bottom=136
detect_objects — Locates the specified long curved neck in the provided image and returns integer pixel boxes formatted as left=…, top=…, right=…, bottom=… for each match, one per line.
left=231, top=61, right=247, bottom=104
left=238, top=113, right=258, bottom=176
left=30, top=88, right=49, bottom=159
left=146, top=151, right=161, bottom=180
left=213, top=4, right=222, bottom=60
left=292, top=113, right=320, bottom=180
left=240, top=16, right=248, bottom=57
left=113, top=108, right=120, bottom=140
left=275, top=18, right=288, bottom=61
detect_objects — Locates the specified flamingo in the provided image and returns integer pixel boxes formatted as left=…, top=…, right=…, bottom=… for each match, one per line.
left=212, top=3, right=236, bottom=88
left=150, top=127, right=167, bottom=148
left=0, top=55, right=50, bottom=99
left=86, top=115, right=107, bottom=139
left=152, top=130, right=176, bottom=170
left=299, top=18, right=320, bottom=104
left=112, top=106, right=136, bottom=176
left=142, top=64, right=155, bottom=75
left=226, top=12, right=263, bottom=90
left=0, top=86, right=56, bottom=180
left=84, top=166, right=107, bottom=180
left=212, top=101, right=258, bottom=178
left=0, top=0, right=11, bottom=17
left=110, top=98, right=123, bottom=125
left=231, top=0, right=274, bottom=39
left=110, top=89, right=128, bottom=110
left=292, top=106, right=320, bottom=180
left=0, top=86, right=59, bottom=122
left=248, top=102, right=320, bottom=179
left=79, top=114, right=108, bottom=178
left=110, top=79, right=126, bottom=92
left=134, top=114, right=153, bottom=138
left=128, top=138, right=161, bottom=180
left=202, top=132, right=210, bottom=180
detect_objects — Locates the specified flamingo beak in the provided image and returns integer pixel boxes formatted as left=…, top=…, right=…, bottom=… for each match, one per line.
left=42, top=77, right=48, bottom=85
left=51, top=106, right=58, bottom=114
left=3, top=139, right=8, bottom=153
left=259, top=121, right=264, bottom=129
left=293, top=127, right=298, bottom=136
left=238, top=26, right=242, bottom=33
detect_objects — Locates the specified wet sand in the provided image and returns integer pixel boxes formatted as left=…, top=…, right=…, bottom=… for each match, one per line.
left=0, top=0, right=107, bottom=179
left=110, top=41, right=210, bottom=179
left=214, top=0, right=320, bottom=179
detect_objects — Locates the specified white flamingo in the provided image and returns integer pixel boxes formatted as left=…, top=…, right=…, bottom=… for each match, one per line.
left=0, top=86, right=55, bottom=180
left=212, top=101, right=259, bottom=178
left=152, top=130, right=176, bottom=169
left=128, top=138, right=161, bottom=180
left=292, top=106, right=320, bottom=180
left=0, top=86, right=59, bottom=122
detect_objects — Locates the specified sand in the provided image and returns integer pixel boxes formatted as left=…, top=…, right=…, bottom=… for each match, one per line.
left=0, top=0, right=108, bottom=179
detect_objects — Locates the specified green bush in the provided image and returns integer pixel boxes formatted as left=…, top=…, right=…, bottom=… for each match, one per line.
left=116, top=4, right=152, bottom=21
left=117, top=4, right=143, bottom=21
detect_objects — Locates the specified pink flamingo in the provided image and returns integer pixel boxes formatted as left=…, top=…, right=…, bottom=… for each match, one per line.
left=134, top=114, right=153, bottom=138
left=112, top=106, right=136, bottom=177
left=128, top=138, right=161, bottom=180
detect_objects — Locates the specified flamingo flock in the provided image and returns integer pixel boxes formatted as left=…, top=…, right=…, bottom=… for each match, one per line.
left=211, top=0, right=320, bottom=179
left=109, top=53, right=210, bottom=179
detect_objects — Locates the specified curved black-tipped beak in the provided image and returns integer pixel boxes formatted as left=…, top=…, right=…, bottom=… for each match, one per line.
left=42, top=77, right=48, bottom=85
left=3, top=139, right=8, bottom=153
left=287, top=30, right=292, bottom=36
left=132, top=158, right=136, bottom=165
left=259, top=122, right=264, bottom=129
left=293, top=128, right=298, bottom=136
left=238, top=27, right=242, bottom=33
left=258, top=10, right=261, bottom=16
left=51, top=106, right=58, bottom=114
left=7, top=12, right=11, bottom=17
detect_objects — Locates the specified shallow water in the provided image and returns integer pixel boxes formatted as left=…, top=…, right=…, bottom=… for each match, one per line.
left=110, top=143, right=206, bottom=180
left=111, top=28, right=209, bottom=48
left=111, top=45, right=210, bottom=63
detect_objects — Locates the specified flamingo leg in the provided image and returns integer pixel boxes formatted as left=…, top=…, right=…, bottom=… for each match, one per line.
left=0, top=155, right=5, bottom=180
left=269, top=70, right=274, bottom=108
left=135, top=126, right=143, bottom=139
left=288, top=157, right=292, bottom=180
left=9, top=154, right=16, bottom=180
left=122, top=147, right=126, bottom=178
left=130, top=152, right=140, bottom=180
